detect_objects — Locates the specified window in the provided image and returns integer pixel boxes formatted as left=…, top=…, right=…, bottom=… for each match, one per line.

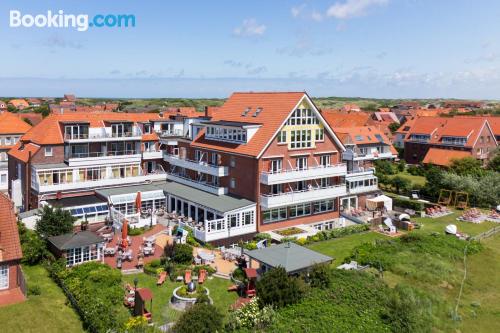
left=480, top=136, right=484, bottom=143
left=262, top=207, right=287, bottom=223
left=296, top=157, right=308, bottom=170
left=277, top=130, right=287, bottom=143
left=355, top=135, right=363, bottom=141
left=320, top=155, right=330, bottom=167
left=230, top=178, right=236, bottom=189
left=143, top=123, right=152, bottom=134
left=315, top=128, right=324, bottom=141
left=290, top=130, right=312, bottom=149
left=0, top=265, right=8, bottom=290
left=0, top=152, right=6, bottom=161
left=229, top=213, right=240, bottom=228
left=313, top=200, right=335, bottom=214
left=243, top=211, right=254, bottom=225
left=287, top=109, right=319, bottom=125
left=0, top=174, right=6, bottom=184
left=230, top=156, right=236, bottom=167
left=45, top=146, right=53, bottom=157
left=270, top=159, right=282, bottom=173
left=375, top=134, right=384, bottom=142
left=270, top=184, right=283, bottom=195
left=295, top=180, right=306, bottom=191
left=290, top=203, right=311, bottom=218
left=195, top=150, right=202, bottom=162
left=5, top=137, right=11, bottom=145
left=320, top=177, right=330, bottom=188
left=205, top=126, right=247, bottom=144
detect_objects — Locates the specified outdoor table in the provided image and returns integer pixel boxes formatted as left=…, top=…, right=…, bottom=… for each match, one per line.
left=143, top=246, right=154, bottom=255
left=198, top=251, right=215, bottom=263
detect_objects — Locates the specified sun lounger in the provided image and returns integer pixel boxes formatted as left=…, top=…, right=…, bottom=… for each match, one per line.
left=184, top=270, right=192, bottom=284
left=157, top=271, right=167, bottom=286
left=198, top=269, right=207, bottom=284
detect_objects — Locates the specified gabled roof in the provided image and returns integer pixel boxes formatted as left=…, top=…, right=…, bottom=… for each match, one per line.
left=422, top=148, right=471, bottom=166
left=7, top=142, right=40, bottom=163
left=0, top=193, right=22, bottom=262
left=8, top=99, right=29, bottom=108
left=245, top=242, right=332, bottom=273
left=48, top=231, right=104, bottom=250
left=0, top=112, right=32, bottom=134
left=192, top=92, right=344, bottom=157
left=333, top=126, right=398, bottom=154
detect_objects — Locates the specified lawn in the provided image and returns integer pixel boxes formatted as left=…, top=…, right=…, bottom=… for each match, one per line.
left=306, top=231, right=389, bottom=264
left=0, top=265, right=84, bottom=333
left=123, top=273, right=238, bottom=326
left=412, top=210, right=497, bottom=236
left=387, top=171, right=427, bottom=186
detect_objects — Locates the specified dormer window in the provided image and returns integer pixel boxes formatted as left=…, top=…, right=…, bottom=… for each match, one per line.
left=441, top=136, right=466, bottom=146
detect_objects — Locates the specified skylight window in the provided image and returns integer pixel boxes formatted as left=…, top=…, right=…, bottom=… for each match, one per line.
left=375, top=134, right=384, bottom=142
left=355, top=135, right=363, bottom=141
left=252, top=107, right=263, bottom=117
left=241, top=107, right=251, bottom=116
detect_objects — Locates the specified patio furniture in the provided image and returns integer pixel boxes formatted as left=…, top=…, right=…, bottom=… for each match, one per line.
left=157, top=271, right=167, bottom=286
left=104, top=246, right=117, bottom=256
left=198, top=251, right=215, bottom=264
left=137, top=256, right=144, bottom=269
left=102, top=233, right=114, bottom=242
left=194, top=257, right=202, bottom=265
left=184, top=270, right=192, bottom=284
left=143, top=246, right=155, bottom=256
left=122, top=249, right=133, bottom=261
left=198, top=269, right=207, bottom=284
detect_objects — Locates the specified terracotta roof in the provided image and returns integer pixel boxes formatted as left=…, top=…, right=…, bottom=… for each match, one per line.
left=191, top=92, right=310, bottom=157
left=321, top=110, right=371, bottom=127
left=7, top=142, right=40, bottom=162
left=14, top=113, right=43, bottom=126
left=341, top=103, right=361, bottom=112
left=163, top=107, right=200, bottom=118
left=422, top=148, right=471, bottom=166
left=8, top=99, right=29, bottom=108
left=372, top=112, right=399, bottom=123
left=334, top=126, right=397, bottom=154
left=0, top=193, right=22, bottom=262
left=142, top=133, right=159, bottom=141
left=136, top=288, right=153, bottom=301
left=20, top=112, right=164, bottom=145
left=0, top=112, right=32, bottom=134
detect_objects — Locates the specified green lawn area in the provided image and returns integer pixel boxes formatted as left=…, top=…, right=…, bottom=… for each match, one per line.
left=0, top=265, right=84, bottom=333
left=387, top=171, right=427, bottom=186
left=413, top=210, right=497, bottom=236
left=123, top=273, right=238, bottom=326
left=306, top=231, right=389, bottom=264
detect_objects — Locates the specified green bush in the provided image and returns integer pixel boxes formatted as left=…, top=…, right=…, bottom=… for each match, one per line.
left=143, top=260, right=164, bottom=276
left=308, top=263, right=332, bottom=289
left=35, top=205, right=76, bottom=239
left=392, top=197, right=424, bottom=212
left=173, top=303, right=223, bottom=333
left=171, top=243, right=194, bottom=265
left=256, top=267, right=306, bottom=308
left=192, top=264, right=216, bottom=276
left=18, top=223, right=52, bottom=265
left=127, top=227, right=146, bottom=236
left=28, top=284, right=42, bottom=296
left=254, top=233, right=272, bottom=241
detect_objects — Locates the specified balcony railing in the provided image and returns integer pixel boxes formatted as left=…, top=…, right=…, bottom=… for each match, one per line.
left=167, top=172, right=228, bottom=195
left=157, top=129, right=184, bottom=137
left=260, top=163, right=346, bottom=185
left=260, top=184, right=347, bottom=209
left=65, top=150, right=140, bottom=159
left=64, top=128, right=142, bottom=141
left=164, top=154, right=229, bottom=177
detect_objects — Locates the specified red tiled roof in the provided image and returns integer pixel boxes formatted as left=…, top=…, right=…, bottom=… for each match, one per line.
left=321, top=110, right=371, bottom=128
left=136, top=288, right=153, bottom=301
left=334, top=126, right=397, bottom=154
left=191, top=92, right=308, bottom=157
left=14, top=113, right=43, bottom=126
left=7, top=142, right=40, bottom=163
left=142, top=133, right=159, bottom=141
left=0, top=112, right=32, bottom=134
left=8, top=99, right=29, bottom=108
left=422, top=148, right=471, bottom=166
left=0, top=193, right=22, bottom=262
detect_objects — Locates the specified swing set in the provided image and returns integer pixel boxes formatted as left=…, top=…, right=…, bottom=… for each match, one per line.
left=437, top=189, right=469, bottom=209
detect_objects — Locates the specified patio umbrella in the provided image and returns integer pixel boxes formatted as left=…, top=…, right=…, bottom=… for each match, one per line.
left=121, top=218, right=129, bottom=249
left=135, top=191, right=142, bottom=214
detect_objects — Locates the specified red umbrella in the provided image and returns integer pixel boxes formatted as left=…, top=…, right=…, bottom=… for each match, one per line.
left=121, top=219, right=128, bottom=249
left=135, top=191, right=142, bottom=213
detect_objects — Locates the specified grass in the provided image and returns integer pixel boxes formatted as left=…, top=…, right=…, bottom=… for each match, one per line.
left=0, top=265, right=84, bottom=333
left=122, top=273, right=238, bottom=326
left=412, top=210, right=497, bottom=236
left=306, top=231, right=389, bottom=264
left=387, top=171, right=427, bottom=186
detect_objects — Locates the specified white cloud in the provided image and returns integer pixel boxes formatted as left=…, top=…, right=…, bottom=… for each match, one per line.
left=291, top=4, right=323, bottom=22
left=233, top=18, right=266, bottom=37
left=311, top=11, right=323, bottom=22
left=291, top=4, right=306, bottom=17
left=327, top=0, right=389, bottom=19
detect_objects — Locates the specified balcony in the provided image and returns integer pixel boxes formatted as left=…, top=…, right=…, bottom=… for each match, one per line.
left=167, top=172, right=228, bottom=195
left=179, top=219, right=256, bottom=243
left=260, top=184, right=347, bottom=209
left=164, top=154, right=229, bottom=177
left=260, top=163, right=346, bottom=185
left=353, top=151, right=394, bottom=160
left=156, top=129, right=184, bottom=138
left=142, top=149, right=163, bottom=160
left=64, top=150, right=141, bottom=166
left=64, top=127, right=142, bottom=143
left=346, top=169, right=378, bottom=194
left=34, top=169, right=167, bottom=194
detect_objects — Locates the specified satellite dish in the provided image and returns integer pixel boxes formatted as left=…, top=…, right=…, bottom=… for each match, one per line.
left=383, top=218, right=393, bottom=228
left=445, top=224, right=457, bottom=235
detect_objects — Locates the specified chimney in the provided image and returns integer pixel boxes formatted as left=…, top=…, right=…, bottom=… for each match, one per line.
left=204, top=106, right=211, bottom=118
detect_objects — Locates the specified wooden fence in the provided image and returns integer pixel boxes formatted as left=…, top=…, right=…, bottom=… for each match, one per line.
left=472, top=225, right=500, bottom=241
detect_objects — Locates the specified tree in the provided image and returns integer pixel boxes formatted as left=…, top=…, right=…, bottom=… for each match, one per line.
left=256, top=267, right=306, bottom=308
left=449, top=157, right=483, bottom=177
left=18, top=222, right=51, bottom=265
left=388, top=122, right=401, bottom=133
left=374, top=159, right=395, bottom=175
left=173, top=303, right=223, bottom=333
left=390, top=176, right=411, bottom=194
left=487, top=148, right=500, bottom=172
left=397, top=159, right=406, bottom=172
left=35, top=205, right=76, bottom=239
left=32, top=105, right=50, bottom=117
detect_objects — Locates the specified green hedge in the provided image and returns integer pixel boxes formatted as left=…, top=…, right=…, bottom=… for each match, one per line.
left=285, top=224, right=370, bottom=246
left=392, top=197, right=425, bottom=212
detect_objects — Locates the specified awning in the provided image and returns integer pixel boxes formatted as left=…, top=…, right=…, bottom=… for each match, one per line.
left=109, top=190, right=165, bottom=205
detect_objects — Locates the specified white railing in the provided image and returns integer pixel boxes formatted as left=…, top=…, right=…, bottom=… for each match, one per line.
left=260, top=163, right=346, bottom=185
left=164, top=154, right=229, bottom=177
left=179, top=219, right=256, bottom=242
left=167, top=172, right=228, bottom=195
left=157, top=129, right=184, bottom=137
left=65, top=127, right=142, bottom=141
left=260, top=184, right=347, bottom=209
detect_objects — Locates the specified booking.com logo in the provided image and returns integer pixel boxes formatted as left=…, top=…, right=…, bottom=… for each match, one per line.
left=9, top=10, right=135, bottom=32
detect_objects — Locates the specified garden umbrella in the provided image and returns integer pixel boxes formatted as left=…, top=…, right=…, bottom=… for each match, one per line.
left=135, top=191, right=142, bottom=213
left=121, top=219, right=129, bottom=249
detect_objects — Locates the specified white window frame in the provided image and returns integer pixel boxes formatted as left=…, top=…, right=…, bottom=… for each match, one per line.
left=0, top=265, right=8, bottom=290
left=45, top=146, right=53, bottom=157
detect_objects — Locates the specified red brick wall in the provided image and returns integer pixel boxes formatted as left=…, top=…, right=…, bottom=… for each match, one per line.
left=472, top=123, right=498, bottom=163
left=30, top=144, right=65, bottom=164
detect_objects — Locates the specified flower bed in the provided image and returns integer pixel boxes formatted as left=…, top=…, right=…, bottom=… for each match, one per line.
left=275, top=227, right=305, bottom=236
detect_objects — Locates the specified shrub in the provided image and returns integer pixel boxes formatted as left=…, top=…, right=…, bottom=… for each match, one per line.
left=225, top=297, right=275, bottom=331
left=397, top=159, right=406, bottom=172
left=143, top=260, right=164, bottom=276
left=35, top=205, right=76, bottom=239
left=171, top=243, right=193, bottom=265
left=374, top=159, right=395, bottom=175
left=124, top=316, right=149, bottom=331
left=256, top=267, right=306, bottom=308
left=390, top=176, right=412, bottom=195
left=193, top=264, right=216, bottom=276
left=308, top=263, right=332, bottom=289
left=243, top=241, right=257, bottom=250
left=392, top=197, right=424, bottom=212
left=127, top=227, right=146, bottom=236
left=28, top=284, right=42, bottom=296
left=254, top=233, right=272, bottom=241
left=18, top=224, right=51, bottom=265
left=173, top=303, right=223, bottom=333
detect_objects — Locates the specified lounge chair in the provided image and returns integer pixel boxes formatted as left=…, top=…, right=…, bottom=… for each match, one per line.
left=157, top=271, right=167, bottom=286
left=198, top=269, right=207, bottom=284
left=184, top=270, right=192, bottom=284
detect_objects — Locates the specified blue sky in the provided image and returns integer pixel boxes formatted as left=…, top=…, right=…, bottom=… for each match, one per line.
left=1, top=0, right=500, bottom=98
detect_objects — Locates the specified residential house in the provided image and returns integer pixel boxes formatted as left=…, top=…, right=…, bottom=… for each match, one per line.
left=0, top=112, right=32, bottom=191
left=63, top=94, right=76, bottom=102
left=403, top=117, right=497, bottom=166
left=367, top=111, right=400, bottom=140
left=341, top=103, right=361, bottom=112
left=0, top=193, right=25, bottom=306
left=329, top=126, right=397, bottom=209
left=442, top=100, right=483, bottom=110
left=8, top=99, right=30, bottom=110
left=27, top=98, right=42, bottom=107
